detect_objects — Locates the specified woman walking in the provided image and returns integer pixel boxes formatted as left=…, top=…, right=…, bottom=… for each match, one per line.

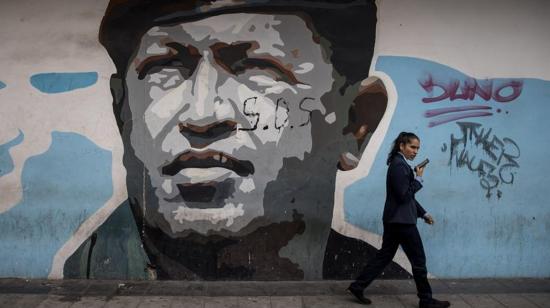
left=347, top=132, right=450, bottom=308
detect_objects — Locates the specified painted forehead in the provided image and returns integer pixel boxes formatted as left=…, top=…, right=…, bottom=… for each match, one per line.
left=140, top=13, right=317, bottom=56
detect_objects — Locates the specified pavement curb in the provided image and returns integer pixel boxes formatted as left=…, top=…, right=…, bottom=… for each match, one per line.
left=0, top=278, right=549, bottom=297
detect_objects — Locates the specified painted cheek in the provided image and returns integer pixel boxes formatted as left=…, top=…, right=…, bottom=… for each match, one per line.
left=145, top=82, right=189, bottom=139
left=161, top=127, right=190, bottom=156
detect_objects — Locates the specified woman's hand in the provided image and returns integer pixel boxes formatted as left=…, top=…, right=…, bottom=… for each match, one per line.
left=423, top=214, right=434, bottom=225
left=415, top=165, right=425, bottom=177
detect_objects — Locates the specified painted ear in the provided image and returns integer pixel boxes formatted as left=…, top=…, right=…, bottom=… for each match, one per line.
left=338, top=76, right=388, bottom=171
left=109, top=74, right=126, bottom=133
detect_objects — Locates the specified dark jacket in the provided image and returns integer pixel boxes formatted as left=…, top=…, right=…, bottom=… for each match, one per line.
left=383, top=154, right=427, bottom=224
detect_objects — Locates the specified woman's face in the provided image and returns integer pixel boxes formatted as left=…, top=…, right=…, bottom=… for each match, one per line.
left=399, top=138, right=420, bottom=161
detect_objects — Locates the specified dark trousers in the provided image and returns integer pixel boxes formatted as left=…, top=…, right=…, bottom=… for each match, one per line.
left=351, top=223, right=432, bottom=300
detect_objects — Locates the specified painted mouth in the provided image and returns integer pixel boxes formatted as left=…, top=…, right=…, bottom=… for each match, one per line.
left=163, top=179, right=236, bottom=206
left=161, top=150, right=255, bottom=177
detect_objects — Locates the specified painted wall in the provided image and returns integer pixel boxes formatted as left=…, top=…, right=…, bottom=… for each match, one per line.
left=0, top=0, right=549, bottom=280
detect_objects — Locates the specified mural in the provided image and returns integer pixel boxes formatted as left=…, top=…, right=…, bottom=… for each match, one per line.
left=0, top=0, right=549, bottom=280
left=62, top=0, right=410, bottom=281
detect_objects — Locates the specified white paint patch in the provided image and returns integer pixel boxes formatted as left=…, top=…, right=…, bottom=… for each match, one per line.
left=148, top=72, right=172, bottom=85
left=275, top=101, right=289, bottom=128
left=214, top=98, right=234, bottom=119
left=161, top=127, right=189, bottom=155
left=146, top=42, right=168, bottom=55
left=147, top=26, right=168, bottom=36
left=193, top=54, right=213, bottom=117
left=178, top=167, right=235, bottom=183
left=148, top=85, right=164, bottom=101
left=146, top=83, right=188, bottom=138
left=239, top=178, right=255, bottom=193
left=234, top=130, right=257, bottom=150
left=249, top=75, right=277, bottom=87
left=324, top=112, right=336, bottom=124
left=162, top=179, right=172, bottom=194
left=297, top=84, right=312, bottom=90
left=172, top=203, right=245, bottom=227
left=164, top=75, right=181, bottom=88
left=265, top=84, right=294, bottom=95
left=230, top=15, right=253, bottom=34
left=248, top=76, right=297, bottom=95
left=294, top=62, right=314, bottom=74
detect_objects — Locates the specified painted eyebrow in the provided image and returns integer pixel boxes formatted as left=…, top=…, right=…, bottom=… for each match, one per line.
left=210, top=42, right=301, bottom=85
left=135, top=42, right=201, bottom=79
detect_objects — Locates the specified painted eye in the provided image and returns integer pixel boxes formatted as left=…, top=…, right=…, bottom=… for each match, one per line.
left=234, top=59, right=298, bottom=85
left=138, top=57, right=199, bottom=80
left=211, top=42, right=299, bottom=85
left=138, top=43, right=202, bottom=80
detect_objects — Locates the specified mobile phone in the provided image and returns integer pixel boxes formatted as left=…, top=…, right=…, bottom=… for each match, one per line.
left=415, top=158, right=429, bottom=169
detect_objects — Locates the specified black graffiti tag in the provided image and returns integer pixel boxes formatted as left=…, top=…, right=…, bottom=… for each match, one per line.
left=240, top=97, right=260, bottom=131
left=274, top=98, right=290, bottom=130
left=241, top=96, right=317, bottom=131
left=443, top=122, right=520, bottom=199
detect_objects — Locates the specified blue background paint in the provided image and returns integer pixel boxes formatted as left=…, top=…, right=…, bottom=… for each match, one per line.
left=0, top=81, right=6, bottom=90
left=345, top=56, right=550, bottom=277
left=30, top=72, right=98, bottom=94
left=0, top=130, right=24, bottom=177
left=0, top=132, right=112, bottom=278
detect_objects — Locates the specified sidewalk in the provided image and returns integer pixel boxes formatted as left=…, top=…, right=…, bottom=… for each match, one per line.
left=1, top=278, right=549, bottom=307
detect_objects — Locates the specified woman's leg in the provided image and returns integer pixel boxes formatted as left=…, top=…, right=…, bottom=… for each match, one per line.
left=399, top=224, right=432, bottom=300
left=350, top=223, right=401, bottom=290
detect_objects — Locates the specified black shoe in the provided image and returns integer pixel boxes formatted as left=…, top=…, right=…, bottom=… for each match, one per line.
left=419, top=298, right=451, bottom=308
left=347, top=286, right=372, bottom=305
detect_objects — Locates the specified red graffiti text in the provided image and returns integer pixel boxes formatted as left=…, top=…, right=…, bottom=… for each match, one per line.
left=419, top=75, right=523, bottom=103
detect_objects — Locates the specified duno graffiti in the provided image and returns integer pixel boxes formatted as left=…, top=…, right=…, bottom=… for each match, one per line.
left=419, top=74, right=524, bottom=103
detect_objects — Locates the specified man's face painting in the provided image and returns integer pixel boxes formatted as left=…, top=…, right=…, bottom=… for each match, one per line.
left=123, top=13, right=340, bottom=236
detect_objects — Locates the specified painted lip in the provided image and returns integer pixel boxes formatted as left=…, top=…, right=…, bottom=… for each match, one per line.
left=161, top=150, right=255, bottom=177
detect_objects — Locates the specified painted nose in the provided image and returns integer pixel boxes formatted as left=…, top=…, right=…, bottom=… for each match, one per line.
left=178, top=52, right=237, bottom=148
left=184, top=52, right=222, bottom=123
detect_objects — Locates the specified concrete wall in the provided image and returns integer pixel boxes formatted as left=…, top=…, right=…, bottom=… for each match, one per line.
left=0, top=0, right=549, bottom=279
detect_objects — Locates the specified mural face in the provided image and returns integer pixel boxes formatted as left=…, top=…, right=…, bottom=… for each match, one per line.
left=125, top=13, right=334, bottom=236
left=94, top=1, right=384, bottom=280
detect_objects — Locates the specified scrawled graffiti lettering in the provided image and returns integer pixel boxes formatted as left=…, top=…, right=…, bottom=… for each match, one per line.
left=419, top=74, right=523, bottom=103
left=298, top=97, right=315, bottom=127
left=241, top=96, right=317, bottom=131
left=442, top=122, right=520, bottom=199
left=275, top=98, right=290, bottom=130
left=419, top=74, right=524, bottom=127
left=241, top=97, right=260, bottom=131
